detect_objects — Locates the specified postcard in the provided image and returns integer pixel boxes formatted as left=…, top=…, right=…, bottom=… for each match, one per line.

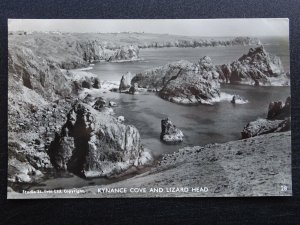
left=7, top=19, right=291, bottom=198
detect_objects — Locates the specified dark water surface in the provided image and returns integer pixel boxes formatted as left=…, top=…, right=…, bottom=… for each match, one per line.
left=106, top=85, right=290, bottom=157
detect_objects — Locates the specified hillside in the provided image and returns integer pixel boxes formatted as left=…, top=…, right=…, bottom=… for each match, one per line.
left=8, top=131, right=292, bottom=198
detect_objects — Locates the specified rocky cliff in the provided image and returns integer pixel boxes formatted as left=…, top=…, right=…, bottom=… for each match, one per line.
left=7, top=33, right=150, bottom=185
left=267, top=96, right=291, bottom=120
left=48, top=102, right=152, bottom=178
left=137, top=36, right=261, bottom=48
left=10, top=32, right=260, bottom=48
left=9, top=33, right=141, bottom=71
left=217, top=46, right=289, bottom=86
left=131, top=57, right=220, bottom=104
left=119, top=72, right=133, bottom=91
left=9, top=33, right=260, bottom=70
left=48, top=131, right=289, bottom=198
left=241, top=97, right=291, bottom=138
left=108, top=46, right=139, bottom=62
left=160, top=118, right=184, bottom=144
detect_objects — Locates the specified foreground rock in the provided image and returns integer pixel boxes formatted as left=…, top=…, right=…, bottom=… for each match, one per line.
left=10, top=131, right=290, bottom=198
left=92, top=132, right=291, bottom=197
left=8, top=147, right=43, bottom=183
left=267, top=96, right=291, bottom=120
left=241, top=118, right=290, bottom=139
left=48, top=102, right=153, bottom=178
left=7, top=34, right=144, bottom=186
left=8, top=97, right=71, bottom=184
left=230, top=95, right=248, bottom=104
left=93, top=97, right=107, bottom=110
left=242, top=97, right=291, bottom=138
left=218, top=46, right=289, bottom=86
left=7, top=58, right=104, bottom=184
left=160, top=118, right=184, bottom=144
left=128, top=83, right=138, bottom=95
left=131, top=57, right=220, bottom=104
left=109, top=101, right=117, bottom=107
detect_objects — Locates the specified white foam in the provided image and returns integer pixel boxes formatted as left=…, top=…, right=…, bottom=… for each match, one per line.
left=211, top=92, right=249, bottom=104
left=75, top=66, right=93, bottom=71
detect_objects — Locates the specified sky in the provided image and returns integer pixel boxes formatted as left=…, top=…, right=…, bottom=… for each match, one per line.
left=8, top=19, right=289, bottom=37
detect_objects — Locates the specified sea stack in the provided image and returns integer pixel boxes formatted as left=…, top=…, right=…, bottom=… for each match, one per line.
left=119, top=72, right=132, bottom=91
left=218, top=46, right=289, bottom=86
left=128, top=83, right=138, bottom=94
left=241, top=96, right=291, bottom=139
left=48, top=102, right=153, bottom=178
left=160, top=118, right=184, bottom=144
left=131, top=57, right=221, bottom=104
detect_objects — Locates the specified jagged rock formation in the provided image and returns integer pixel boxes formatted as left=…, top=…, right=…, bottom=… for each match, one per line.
left=108, top=46, right=139, bottom=61
left=131, top=57, right=220, bottom=104
left=5, top=32, right=279, bottom=191
left=93, top=97, right=107, bottom=110
left=9, top=33, right=141, bottom=73
left=82, top=94, right=94, bottom=103
left=217, top=46, right=289, bottom=86
left=241, top=118, right=290, bottom=139
left=7, top=55, right=101, bottom=182
left=231, top=95, right=236, bottom=104
left=7, top=33, right=147, bottom=185
left=8, top=97, right=72, bottom=183
left=8, top=158, right=43, bottom=183
left=92, top=77, right=100, bottom=88
left=73, top=76, right=100, bottom=93
left=9, top=33, right=261, bottom=73
left=267, top=96, right=291, bottom=120
left=119, top=72, right=133, bottom=91
left=160, top=118, right=184, bottom=144
left=48, top=102, right=153, bottom=178
left=134, top=35, right=260, bottom=48
left=8, top=47, right=71, bottom=100
left=128, top=83, right=138, bottom=95
left=71, top=131, right=291, bottom=198
left=230, top=95, right=247, bottom=104
left=242, top=97, right=291, bottom=138
left=117, top=116, right=125, bottom=122
left=109, top=101, right=117, bottom=107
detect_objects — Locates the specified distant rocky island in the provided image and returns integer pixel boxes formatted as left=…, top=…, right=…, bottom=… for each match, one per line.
left=126, top=46, right=289, bottom=105
left=217, top=46, right=289, bottom=86
left=7, top=32, right=291, bottom=198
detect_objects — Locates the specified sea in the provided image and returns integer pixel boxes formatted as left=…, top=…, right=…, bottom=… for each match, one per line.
left=89, top=36, right=290, bottom=157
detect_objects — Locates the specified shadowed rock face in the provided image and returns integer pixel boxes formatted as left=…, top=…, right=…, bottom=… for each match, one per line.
left=93, top=97, right=106, bottom=110
left=7, top=34, right=146, bottom=185
left=131, top=57, right=220, bottom=104
left=48, top=102, right=153, bottom=178
left=119, top=72, right=132, bottom=91
left=242, top=97, right=291, bottom=139
left=8, top=48, right=71, bottom=100
left=159, top=57, right=220, bottom=104
left=128, top=83, right=138, bottom=95
left=267, top=96, right=291, bottom=120
left=160, top=118, right=184, bottom=144
left=218, top=46, right=289, bottom=86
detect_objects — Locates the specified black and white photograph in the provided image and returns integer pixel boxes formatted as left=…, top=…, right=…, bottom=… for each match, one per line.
left=7, top=18, right=291, bottom=198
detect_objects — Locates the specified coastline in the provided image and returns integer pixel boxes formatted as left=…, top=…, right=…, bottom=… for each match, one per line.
left=7, top=32, right=291, bottom=198
left=8, top=131, right=292, bottom=198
